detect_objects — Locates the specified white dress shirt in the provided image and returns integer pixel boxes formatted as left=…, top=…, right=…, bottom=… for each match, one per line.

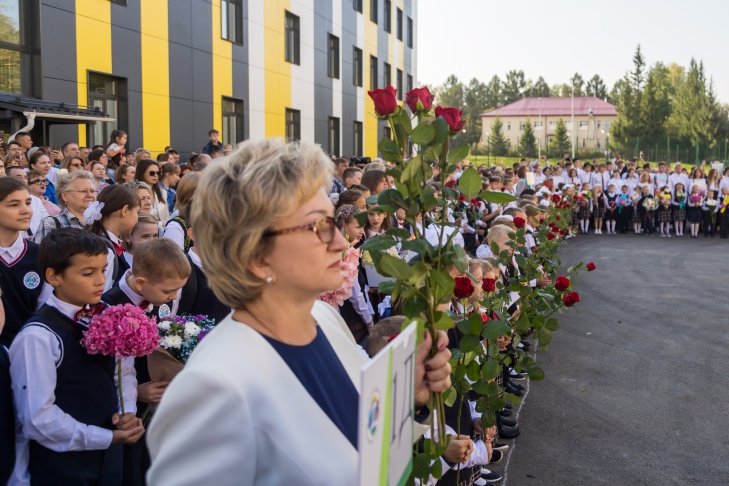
left=669, top=172, right=690, bottom=193
left=162, top=219, right=185, bottom=250
left=103, top=230, right=123, bottom=292
left=28, top=195, right=48, bottom=237
left=9, top=294, right=137, bottom=458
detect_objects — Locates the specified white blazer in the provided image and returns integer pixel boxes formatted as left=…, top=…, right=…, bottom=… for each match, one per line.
left=146, top=301, right=366, bottom=486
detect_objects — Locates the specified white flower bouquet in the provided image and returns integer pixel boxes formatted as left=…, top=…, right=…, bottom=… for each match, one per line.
left=148, top=314, right=217, bottom=383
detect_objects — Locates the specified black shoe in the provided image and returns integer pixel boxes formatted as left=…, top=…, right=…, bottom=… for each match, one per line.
left=480, top=469, right=503, bottom=481
left=506, top=380, right=524, bottom=391
left=497, top=416, right=518, bottom=427
left=499, top=408, right=513, bottom=417
left=505, top=384, right=524, bottom=396
left=509, top=372, right=526, bottom=381
left=490, top=449, right=504, bottom=464
left=497, top=423, right=521, bottom=438
left=504, top=401, right=513, bottom=409
left=492, top=442, right=509, bottom=451
left=519, top=342, right=531, bottom=351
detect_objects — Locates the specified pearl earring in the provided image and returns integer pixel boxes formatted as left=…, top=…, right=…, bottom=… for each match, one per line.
left=266, top=276, right=274, bottom=284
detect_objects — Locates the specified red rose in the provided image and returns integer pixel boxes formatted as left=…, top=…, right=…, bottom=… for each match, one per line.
left=482, top=278, right=496, bottom=292
left=446, top=180, right=456, bottom=188
left=458, top=194, right=466, bottom=201
left=554, top=276, right=570, bottom=291
left=471, top=198, right=479, bottom=205
left=558, top=229, right=567, bottom=236
left=539, top=218, right=545, bottom=224
left=547, top=232, right=556, bottom=240
left=555, top=215, right=561, bottom=221
left=405, top=87, right=434, bottom=114
left=513, top=217, right=526, bottom=228
left=501, top=187, right=506, bottom=192
left=434, top=106, right=466, bottom=133
left=586, top=262, right=596, bottom=272
left=454, top=276, right=475, bottom=299
left=532, top=246, right=538, bottom=254
left=563, top=292, right=580, bottom=307
left=551, top=194, right=561, bottom=203
left=368, top=86, right=398, bottom=118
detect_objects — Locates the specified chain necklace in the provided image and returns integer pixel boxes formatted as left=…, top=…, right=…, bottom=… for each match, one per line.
left=246, top=309, right=282, bottom=342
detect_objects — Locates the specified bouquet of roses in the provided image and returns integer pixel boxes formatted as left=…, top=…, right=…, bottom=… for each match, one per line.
left=642, top=198, right=657, bottom=211
left=577, top=194, right=588, bottom=207
left=319, top=245, right=361, bottom=307
left=706, top=198, right=718, bottom=209
left=82, top=304, right=160, bottom=414
left=609, top=201, right=617, bottom=210
left=148, top=314, right=217, bottom=383
left=676, top=191, right=686, bottom=203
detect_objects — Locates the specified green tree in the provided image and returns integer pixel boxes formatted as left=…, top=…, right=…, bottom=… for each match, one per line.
left=487, top=116, right=509, bottom=156
left=485, top=75, right=503, bottom=109
left=586, top=75, right=607, bottom=99
left=551, top=83, right=571, bottom=97
left=462, top=78, right=488, bottom=146
left=530, top=76, right=551, bottom=97
left=502, top=70, right=526, bottom=104
left=639, top=63, right=672, bottom=137
left=549, top=118, right=571, bottom=156
left=570, top=73, right=585, bottom=96
left=434, top=74, right=465, bottom=111
left=518, top=119, right=538, bottom=157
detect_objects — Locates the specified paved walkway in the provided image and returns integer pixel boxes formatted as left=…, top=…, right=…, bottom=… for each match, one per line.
left=501, top=234, right=729, bottom=486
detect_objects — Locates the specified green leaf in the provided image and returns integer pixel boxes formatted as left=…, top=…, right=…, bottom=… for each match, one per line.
left=421, top=184, right=438, bottom=212
left=504, top=392, right=522, bottom=406
left=488, top=396, right=506, bottom=412
left=481, top=360, right=501, bottom=381
left=459, top=334, right=481, bottom=354
left=433, top=311, right=454, bottom=331
left=479, top=190, right=518, bottom=204
left=454, top=363, right=466, bottom=382
left=471, top=379, right=491, bottom=395
left=400, top=155, right=421, bottom=184
left=354, top=210, right=369, bottom=228
left=454, top=379, right=471, bottom=394
left=402, top=297, right=427, bottom=317
left=411, top=123, right=435, bottom=145
left=430, top=269, right=455, bottom=303
left=377, top=254, right=413, bottom=281
left=453, top=244, right=468, bottom=273
left=545, top=317, right=560, bottom=331
left=514, top=254, right=527, bottom=271
left=429, top=458, right=443, bottom=480
left=378, top=137, right=402, bottom=163
left=443, top=386, right=457, bottom=407
left=457, top=167, right=482, bottom=198
left=481, top=409, right=497, bottom=428
left=446, top=145, right=470, bottom=165
left=377, top=188, right=406, bottom=208
left=401, top=238, right=430, bottom=256
left=423, top=144, right=441, bottom=161
left=412, top=452, right=431, bottom=479
left=528, top=366, right=545, bottom=381
left=537, top=327, right=553, bottom=347
left=394, top=107, right=412, bottom=134
left=466, top=360, right=481, bottom=381
left=468, top=313, right=485, bottom=335
left=377, top=280, right=396, bottom=295
left=361, top=235, right=396, bottom=253
left=385, top=227, right=411, bottom=239
left=433, top=117, right=449, bottom=145
left=482, top=320, right=511, bottom=340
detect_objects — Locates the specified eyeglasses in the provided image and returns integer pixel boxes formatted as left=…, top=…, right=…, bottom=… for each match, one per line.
left=147, top=171, right=159, bottom=177
left=29, top=178, right=49, bottom=186
left=67, top=189, right=98, bottom=195
left=263, top=216, right=338, bottom=244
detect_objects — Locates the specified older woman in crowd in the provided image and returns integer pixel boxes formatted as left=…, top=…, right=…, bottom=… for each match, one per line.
left=36, top=171, right=97, bottom=242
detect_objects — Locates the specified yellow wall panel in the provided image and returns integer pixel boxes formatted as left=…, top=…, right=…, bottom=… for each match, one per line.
left=212, top=0, right=233, bottom=141
left=264, top=0, right=291, bottom=138
left=140, top=0, right=170, bottom=157
left=75, top=0, right=112, bottom=145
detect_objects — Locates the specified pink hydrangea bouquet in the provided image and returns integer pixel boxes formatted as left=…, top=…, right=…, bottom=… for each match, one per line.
left=82, top=304, right=159, bottom=414
left=318, top=245, right=361, bottom=307
left=689, top=194, right=702, bottom=204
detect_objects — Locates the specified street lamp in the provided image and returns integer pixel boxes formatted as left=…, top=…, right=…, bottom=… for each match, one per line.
left=486, top=132, right=490, bottom=168
left=571, top=83, right=575, bottom=160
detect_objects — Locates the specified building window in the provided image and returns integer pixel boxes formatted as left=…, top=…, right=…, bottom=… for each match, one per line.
left=507, top=122, right=511, bottom=131
left=353, top=47, right=363, bottom=87
left=534, top=121, right=543, bottom=131
left=549, top=121, right=556, bottom=130
left=0, top=0, right=30, bottom=94
left=88, top=73, right=121, bottom=147
left=406, top=74, right=413, bottom=93
left=221, top=0, right=243, bottom=45
left=565, top=121, right=573, bottom=130
left=383, top=62, right=391, bottom=87
left=353, top=121, right=363, bottom=156
left=370, top=0, right=377, bottom=23
left=396, top=69, right=403, bottom=100
left=396, top=8, right=403, bottom=41
left=519, top=122, right=525, bottom=131
left=285, top=108, right=300, bottom=142
left=222, top=97, right=244, bottom=145
left=284, top=11, right=300, bottom=65
left=597, top=121, right=602, bottom=130
left=328, top=117, right=340, bottom=155
left=369, top=55, right=378, bottom=91
left=605, top=122, right=611, bottom=130
left=407, top=16, right=413, bottom=48
left=384, top=126, right=392, bottom=140
left=328, top=34, right=339, bottom=79
left=579, top=120, right=588, bottom=130
left=384, top=0, right=391, bottom=32
left=353, top=0, right=362, bottom=13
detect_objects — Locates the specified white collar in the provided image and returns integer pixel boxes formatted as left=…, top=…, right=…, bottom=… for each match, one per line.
left=106, top=230, right=121, bottom=245
left=123, top=252, right=134, bottom=268
left=46, top=293, right=85, bottom=322
left=188, top=249, right=203, bottom=270
left=0, top=234, right=26, bottom=264
left=119, top=270, right=149, bottom=309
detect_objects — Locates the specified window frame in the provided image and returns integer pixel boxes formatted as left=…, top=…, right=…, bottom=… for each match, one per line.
left=384, top=0, right=391, bottom=32
left=285, top=108, right=301, bottom=142
left=88, top=72, right=127, bottom=148
left=221, top=0, right=243, bottom=45
left=406, top=74, right=413, bottom=94
left=383, top=62, right=391, bottom=88
left=396, top=7, right=403, bottom=40
left=353, top=121, right=363, bottom=156
left=369, top=55, right=378, bottom=91
left=0, top=0, right=31, bottom=95
left=353, top=46, right=363, bottom=87
left=370, top=0, right=378, bottom=23
left=284, top=10, right=300, bottom=65
left=327, top=34, right=340, bottom=79
left=407, top=16, right=413, bottom=48
left=328, top=117, right=340, bottom=156
left=396, top=68, right=403, bottom=100
left=353, top=0, right=362, bottom=13
left=222, top=96, right=245, bottom=145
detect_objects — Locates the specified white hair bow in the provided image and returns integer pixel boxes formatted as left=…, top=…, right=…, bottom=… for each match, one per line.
left=83, top=201, right=105, bottom=226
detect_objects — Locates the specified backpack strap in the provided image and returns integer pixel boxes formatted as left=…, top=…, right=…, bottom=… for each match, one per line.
left=176, top=254, right=198, bottom=316
left=101, top=239, right=120, bottom=284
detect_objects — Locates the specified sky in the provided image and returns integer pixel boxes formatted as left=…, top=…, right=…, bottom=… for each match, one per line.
left=417, top=0, right=729, bottom=103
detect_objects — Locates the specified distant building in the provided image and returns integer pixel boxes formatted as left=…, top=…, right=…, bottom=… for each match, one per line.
left=480, top=97, right=618, bottom=156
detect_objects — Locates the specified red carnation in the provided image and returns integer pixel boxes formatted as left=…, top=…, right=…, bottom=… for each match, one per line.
left=368, top=86, right=398, bottom=118
left=405, top=87, right=434, bottom=114
left=434, top=106, right=466, bottom=133
left=551, top=194, right=561, bottom=203
left=471, top=198, right=479, bottom=205
left=454, top=276, right=475, bottom=299
left=555, top=215, right=561, bottom=221
left=547, top=232, right=556, bottom=240
left=482, top=278, right=496, bottom=292
left=532, top=246, right=538, bottom=254
left=554, top=276, right=570, bottom=291
left=446, top=180, right=456, bottom=188
left=513, top=217, right=526, bottom=228
left=458, top=194, right=466, bottom=201
left=539, top=218, right=545, bottom=224
left=559, top=229, right=567, bottom=236
left=563, top=292, right=580, bottom=307
left=586, top=262, right=596, bottom=272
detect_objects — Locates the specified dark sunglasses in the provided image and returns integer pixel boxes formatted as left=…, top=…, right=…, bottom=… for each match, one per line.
left=263, top=216, right=338, bottom=244
left=29, top=178, right=49, bottom=186
left=147, top=171, right=159, bottom=176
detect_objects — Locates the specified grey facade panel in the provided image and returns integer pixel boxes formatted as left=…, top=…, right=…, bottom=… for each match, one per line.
left=341, top=3, right=358, bottom=157
left=40, top=0, right=74, bottom=12
left=404, top=0, right=412, bottom=78
left=110, top=0, right=140, bottom=33
left=313, top=0, right=332, bottom=150
left=232, top=0, right=249, bottom=141
left=169, top=43, right=194, bottom=100
left=192, top=100, right=214, bottom=152
left=170, top=98, right=194, bottom=157
left=112, top=24, right=143, bottom=148
left=191, top=0, right=213, bottom=53
left=40, top=4, right=77, bottom=93
left=191, top=48, right=213, bottom=104
left=169, top=0, right=193, bottom=47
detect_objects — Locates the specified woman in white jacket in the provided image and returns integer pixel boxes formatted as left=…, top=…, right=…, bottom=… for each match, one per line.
left=146, top=139, right=452, bottom=485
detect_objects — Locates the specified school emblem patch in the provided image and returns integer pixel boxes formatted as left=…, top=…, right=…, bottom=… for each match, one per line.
left=23, top=272, right=40, bottom=289
left=158, top=304, right=171, bottom=318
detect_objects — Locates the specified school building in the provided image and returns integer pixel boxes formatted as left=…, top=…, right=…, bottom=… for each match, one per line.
left=0, top=0, right=418, bottom=157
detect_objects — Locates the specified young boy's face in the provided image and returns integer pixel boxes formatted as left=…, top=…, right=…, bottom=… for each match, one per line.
left=133, top=276, right=189, bottom=306
left=47, top=253, right=108, bottom=307
left=345, top=171, right=362, bottom=187
left=492, top=233, right=514, bottom=256
left=621, top=186, right=629, bottom=194
left=504, top=181, right=514, bottom=191
left=210, top=132, right=220, bottom=143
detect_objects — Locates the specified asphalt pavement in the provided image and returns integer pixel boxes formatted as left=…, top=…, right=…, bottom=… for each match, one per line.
left=500, top=233, right=729, bottom=486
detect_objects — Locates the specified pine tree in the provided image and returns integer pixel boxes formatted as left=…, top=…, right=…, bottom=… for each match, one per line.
left=549, top=118, right=571, bottom=156
left=570, top=73, right=585, bottom=96
left=487, top=116, right=509, bottom=156
left=531, top=77, right=551, bottom=97
left=586, top=75, right=608, bottom=99
left=518, top=119, right=537, bottom=157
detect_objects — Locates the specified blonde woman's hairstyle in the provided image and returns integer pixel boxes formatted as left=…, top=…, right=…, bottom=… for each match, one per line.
left=486, top=223, right=515, bottom=246
left=191, top=138, right=334, bottom=308
left=368, top=315, right=407, bottom=358
left=476, top=258, right=495, bottom=276
left=468, top=258, right=484, bottom=274
left=174, top=172, right=200, bottom=212
left=132, top=238, right=191, bottom=282
left=133, top=148, right=151, bottom=166
left=55, top=170, right=95, bottom=209
left=361, top=161, right=386, bottom=174
left=61, top=155, right=86, bottom=171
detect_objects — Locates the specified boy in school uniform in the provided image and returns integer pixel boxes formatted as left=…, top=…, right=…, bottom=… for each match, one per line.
left=9, top=228, right=143, bottom=486
left=101, top=238, right=190, bottom=486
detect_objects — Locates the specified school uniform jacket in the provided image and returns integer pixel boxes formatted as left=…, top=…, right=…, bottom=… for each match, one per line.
left=146, top=301, right=366, bottom=486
